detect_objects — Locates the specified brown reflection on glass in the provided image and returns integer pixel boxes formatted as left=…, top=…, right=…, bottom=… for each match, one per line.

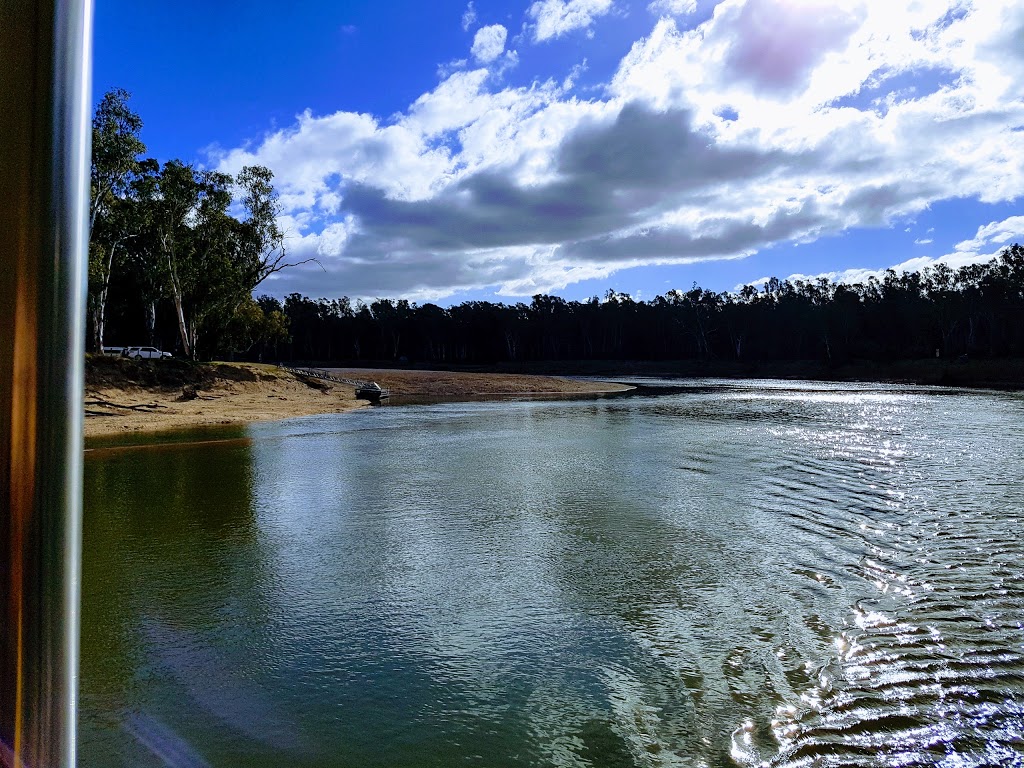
left=1, top=2, right=91, bottom=765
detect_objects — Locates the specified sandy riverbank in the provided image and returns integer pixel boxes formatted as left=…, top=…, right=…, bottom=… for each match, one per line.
left=323, top=368, right=632, bottom=397
left=84, top=358, right=631, bottom=438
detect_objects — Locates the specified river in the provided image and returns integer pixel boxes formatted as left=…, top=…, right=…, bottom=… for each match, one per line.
left=80, top=380, right=1024, bottom=767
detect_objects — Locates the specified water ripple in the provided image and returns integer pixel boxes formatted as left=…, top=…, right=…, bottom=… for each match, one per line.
left=80, top=381, right=1024, bottom=767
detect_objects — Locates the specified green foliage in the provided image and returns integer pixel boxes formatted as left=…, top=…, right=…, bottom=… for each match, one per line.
left=90, top=87, right=145, bottom=227
left=86, top=88, right=304, bottom=360
left=222, top=297, right=290, bottom=356
left=88, top=89, right=147, bottom=352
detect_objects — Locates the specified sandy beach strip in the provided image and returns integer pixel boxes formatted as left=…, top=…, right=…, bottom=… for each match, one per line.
left=83, top=363, right=631, bottom=438
left=323, top=368, right=633, bottom=397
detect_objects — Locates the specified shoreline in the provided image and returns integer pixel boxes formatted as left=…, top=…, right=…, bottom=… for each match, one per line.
left=84, top=355, right=1024, bottom=442
left=83, top=359, right=634, bottom=440
left=482, top=357, right=1024, bottom=391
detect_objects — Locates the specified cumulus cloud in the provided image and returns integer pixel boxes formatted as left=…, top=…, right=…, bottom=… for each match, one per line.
left=722, top=0, right=865, bottom=94
left=528, top=0, right=614, bottom=42
left=471, top=24, right=508, bottom=64
left=213, top=0, right=1024, bottom=301
left=648, top=0, right=696, bottom=16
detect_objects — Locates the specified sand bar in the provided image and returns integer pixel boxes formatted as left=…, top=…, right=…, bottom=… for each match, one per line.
left=324, top=368, right=632, bottom=397
left=84, top=360, right=631, bottom=438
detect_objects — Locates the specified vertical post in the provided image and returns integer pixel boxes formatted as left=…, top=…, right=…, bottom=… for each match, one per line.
left=0, top=2, right=93, bottom=767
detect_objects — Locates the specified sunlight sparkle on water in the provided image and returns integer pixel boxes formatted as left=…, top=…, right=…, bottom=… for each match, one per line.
left=80, top=382, right=1024, bottom=767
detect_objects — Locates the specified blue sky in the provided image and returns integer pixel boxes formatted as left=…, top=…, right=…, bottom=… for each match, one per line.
left=94, top=0, right=1024, bottom=304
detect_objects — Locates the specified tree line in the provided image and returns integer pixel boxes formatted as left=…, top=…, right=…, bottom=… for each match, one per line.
left=266, top=247, right=1024, bottom=366
left=90, top=91, right=1024, bottom=367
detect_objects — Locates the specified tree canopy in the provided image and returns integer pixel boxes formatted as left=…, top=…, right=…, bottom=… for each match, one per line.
left=87, top=89, right=302, bottom=359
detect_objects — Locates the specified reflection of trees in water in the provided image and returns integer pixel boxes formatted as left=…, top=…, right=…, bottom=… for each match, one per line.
left=81, top=438, right=292, bottom=764
left=79, top=389, right=1024, bottom=767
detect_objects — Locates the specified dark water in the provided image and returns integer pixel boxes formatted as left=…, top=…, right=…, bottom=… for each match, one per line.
left=80, top=380, right=1024, bottom=767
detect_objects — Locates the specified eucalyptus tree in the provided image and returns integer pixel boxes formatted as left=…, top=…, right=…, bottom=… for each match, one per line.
left=223, top=296, right=289, bottom=359
left=146, top=161, right=309, bottom=359
left=235, top=165, right=300, bottom=287
left=119, top=159, right=166, bottom=345
left=147, top=160, right=205, bottom=358
left=88, top=197, right=134, bottom=352
left=88, top=88, right=146, bottom=351
left=90, top=88, right=145, bottom=228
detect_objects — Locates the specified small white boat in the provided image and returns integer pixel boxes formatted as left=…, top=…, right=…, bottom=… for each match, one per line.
left=355, top=382, right=390, bottom=402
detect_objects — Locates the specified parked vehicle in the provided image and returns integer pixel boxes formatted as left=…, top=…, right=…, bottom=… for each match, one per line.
left=101, top=346, right=124, bottom=356
left=122, top=346, right=172, bottom=360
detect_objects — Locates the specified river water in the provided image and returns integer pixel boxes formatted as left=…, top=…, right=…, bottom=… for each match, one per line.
left=80, top=380, right=1024, bottom=767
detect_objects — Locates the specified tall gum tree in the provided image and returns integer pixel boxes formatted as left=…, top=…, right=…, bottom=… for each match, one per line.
left=88, top=88, right=146, bottom=352
left=150, top=162, right=314, bottom=359
left=149, top=161, right=218, bottom=359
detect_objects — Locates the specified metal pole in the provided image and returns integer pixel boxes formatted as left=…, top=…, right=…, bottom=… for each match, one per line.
left=0, top=2, right=93, bottom=766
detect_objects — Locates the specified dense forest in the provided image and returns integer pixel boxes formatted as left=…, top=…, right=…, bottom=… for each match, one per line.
left=90, top=90, right=1024, bottom=367
left=264, top=249, right=1024, bottom=365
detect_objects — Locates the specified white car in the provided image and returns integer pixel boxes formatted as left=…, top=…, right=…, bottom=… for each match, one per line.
left=123, top=346, right=172, bottom=360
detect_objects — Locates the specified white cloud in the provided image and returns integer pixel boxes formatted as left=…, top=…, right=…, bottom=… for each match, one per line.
left=740, top=221, right=1023, bottom=291
left=315, top=216, right=359, bottom=257
left=725, top=1, right=864, bottom=95
left=745, top=250, right=995, bottom=291
left=213, top=0, right=1024, bottom=301
left=497, top=49, right=520, bottom=74
left=562, top=59, right=588, bottom=90
left=436, top=58, right=468, bottom=79
left=914, top=238, right=933, bottom=245
left=954, top=216, right=1024, bottom=252
left=471, top=24, right=508, bottom=64
left=461, top=1, right=477, bottom=31
left=528, top=0, right=614, bottom=42
left=647, top=0, right=696, bottom=16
